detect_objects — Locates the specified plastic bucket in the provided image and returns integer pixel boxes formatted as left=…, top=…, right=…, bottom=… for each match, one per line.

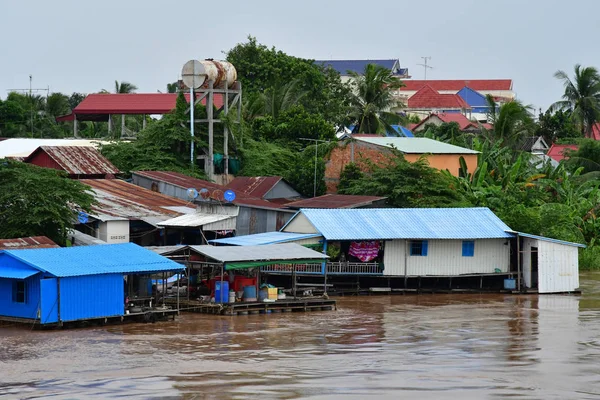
left=229, top=290, right=236, bottom=303
left=504, top=279, right=516, bottom=290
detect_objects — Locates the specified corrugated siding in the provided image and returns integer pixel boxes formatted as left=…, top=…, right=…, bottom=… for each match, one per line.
left=383, top=240, right=406, bottom=276
left=0, top=255, right=41, bottom=319
left=40, top=278, right=59, bottom=324
left=59, top=274, right=123, bottom=321
left=538, top=241, right=579, bottom=293
left=406, top=239, right=509, bottom=276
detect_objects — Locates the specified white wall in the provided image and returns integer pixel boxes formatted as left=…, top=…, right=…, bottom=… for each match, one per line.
left=522, top=237, right=536, bottom=288
left=538, top=240, right=580, bottom=293
left=382, top=239, right=509, bottom=277
left=97, top=220, right=130, bottom=243
left=282, top=213, right=318, bottom=234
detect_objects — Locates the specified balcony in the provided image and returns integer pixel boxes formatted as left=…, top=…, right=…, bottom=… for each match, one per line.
left=260, top=262, right=382, bottom=275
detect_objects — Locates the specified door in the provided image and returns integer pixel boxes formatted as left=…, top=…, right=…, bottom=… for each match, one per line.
left=40, top=278, right=59, bottom=324
left=531, top=247, right=539, bottom=289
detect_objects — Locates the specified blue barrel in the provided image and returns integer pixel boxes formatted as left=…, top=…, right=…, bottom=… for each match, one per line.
left=243, top=285, right=257, bottom=301
left=215, top=281, right=229, bottom=303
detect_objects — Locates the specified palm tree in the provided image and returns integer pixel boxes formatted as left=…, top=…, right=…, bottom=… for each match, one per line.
left=46, top=93, right=70, bottom=117
left=551, top=64, right=600, bottom=137
left=114, top=80, right=138, bottom=94
left=484, top=95, right=534, bottom=149
left=166, top=82, right=179, bottom=93
left=346, top=64, right=404, bottom=134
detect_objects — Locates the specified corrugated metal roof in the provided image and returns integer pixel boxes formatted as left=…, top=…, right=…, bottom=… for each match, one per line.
left=0, top=138, right=111, bottom=158
left=81, top=179, right=195, bottom=223
left=187, top=243, right=328, bottom=263
left=354, top=137, right=479, bottom=154
left=144, top=245, right=186, bottom=255
left=0, top=264, right=40, bottom=279
left=292, top=208, right=513, bottom=240
left=285, top=194, right=387, bottom=209
left=209, top=232, right=322, bottom=246
left=225, top=176, right=282, bottom=198
left=515, top=232, right=586, bottom=248
left=399, top=79, right=513, bottom=91
left=157, top=213, right=236, bottom=229
left=25, top=146, right=120, bottom=175
left=0, top=236, right=59, bottom=250
left=1, top=243, right=184, bottom=277
left=315, top=59, right=400, bottom=75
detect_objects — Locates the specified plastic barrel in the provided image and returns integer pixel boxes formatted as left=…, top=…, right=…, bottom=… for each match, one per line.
left=215, top=281, right=229, bottom=304
left=243, top=285, right=257, bottom=302
left=229, top=290, right=236, bottom=303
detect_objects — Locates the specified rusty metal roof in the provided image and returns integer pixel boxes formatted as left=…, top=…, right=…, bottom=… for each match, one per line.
left=285, top=194, right=387, bottom=209
left=225, top=176, right=282, bottom=198
left=25, top=146, right=120, bottom=176
left=80, top=179, right=196, bottom=224
left=0, top=236, right=59, bottom=250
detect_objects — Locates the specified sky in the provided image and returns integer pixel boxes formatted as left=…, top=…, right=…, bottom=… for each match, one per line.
left=1, top=0, right=599, bottom=112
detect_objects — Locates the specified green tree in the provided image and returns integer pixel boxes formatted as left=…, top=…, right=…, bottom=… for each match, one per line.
left=0, top=160, right=95, bottom=245
left=114, top=80, right=138, bottom=94
left=551, top=64, right=600, bottom=137
left=346, top=64, right=404, bottom=134
left=484, top=96, right=535, bottom=149
left=536, top=109, right=581, bottom=143
left=337, top=162, right=364, bottom=192
left=166, top=82, right=179, bottom=93
left=68, top=92, right=86, bottom=111
left=46, top=93, right=70, bottom=117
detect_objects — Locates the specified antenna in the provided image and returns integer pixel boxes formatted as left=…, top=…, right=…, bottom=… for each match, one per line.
left=417, top=57, right=433, bottom=80
left=7, top=75, right=50, bottom=138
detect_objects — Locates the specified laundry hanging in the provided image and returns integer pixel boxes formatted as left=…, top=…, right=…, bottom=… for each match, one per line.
left=348, top=241, right=380, bottom=262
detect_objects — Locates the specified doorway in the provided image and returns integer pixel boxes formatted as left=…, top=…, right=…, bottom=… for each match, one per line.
left=531, top=247, right=539, bottom=288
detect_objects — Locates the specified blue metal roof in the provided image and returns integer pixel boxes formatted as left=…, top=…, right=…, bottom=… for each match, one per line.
left=515, top=232, right=586, bottom=248
left=0, top=243, right=184, bottom=278
left=389, top=125, right=415, bottom=138
left=293, top=208, right=514, bottom=240
left=316, top=59, right=399, bottom=75
left=0, top=264, right=39, bottom=279
left=209, top=232, right=322, bottom=246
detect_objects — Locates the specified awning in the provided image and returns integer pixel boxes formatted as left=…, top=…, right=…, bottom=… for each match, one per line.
left=158, top=213, right=236, bottom=230
left=0, top=266, right=40, bottom=279
left=226, top=259, right=323, bottom=270
left=187, top=243, right=328, bottom=266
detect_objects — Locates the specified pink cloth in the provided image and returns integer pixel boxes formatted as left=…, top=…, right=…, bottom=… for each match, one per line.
left=348, top=241, right=379, bottom=262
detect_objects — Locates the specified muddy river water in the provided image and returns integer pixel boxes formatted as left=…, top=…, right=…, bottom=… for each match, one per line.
left=2, top=274, right=600, bottom=399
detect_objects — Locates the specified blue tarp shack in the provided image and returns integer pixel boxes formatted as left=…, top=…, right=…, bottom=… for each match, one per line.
left=0, top=243, right=184, bottom=325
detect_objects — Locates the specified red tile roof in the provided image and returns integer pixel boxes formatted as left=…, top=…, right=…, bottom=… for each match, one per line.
left=69, top=93, right=224, bottom=115
left=407, top=85, right=469, bottom=109
left=225, top=176, right=283, bottom=198
left=0, top=236, right=59, bottom=250
left=133, top=171, right=286, bottom=210
left=24, top=146, right=120, bottom=176
left=412, top=113, right=478, bottom=131
left=400, top=79, right=513, bottom=92
left=285, top=194, right=387, bottom=209
left=547, top=144, right=578, bottom=162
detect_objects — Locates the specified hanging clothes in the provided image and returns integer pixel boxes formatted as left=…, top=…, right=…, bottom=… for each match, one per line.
left=348, top=241, right=380, bottom=262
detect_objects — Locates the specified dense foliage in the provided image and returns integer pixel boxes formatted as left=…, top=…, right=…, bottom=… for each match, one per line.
left=0, top=160, right=95, bottom=245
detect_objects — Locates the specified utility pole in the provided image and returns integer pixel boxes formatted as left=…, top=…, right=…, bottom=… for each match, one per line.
left=417, top=57, right=433, bottom=80
left=299, top=138, right=330, bottom=198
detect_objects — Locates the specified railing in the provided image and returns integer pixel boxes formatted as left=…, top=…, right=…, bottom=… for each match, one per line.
left=326, top=262, right=381, bottom=275
left=260, top=264, right=322, bottom=275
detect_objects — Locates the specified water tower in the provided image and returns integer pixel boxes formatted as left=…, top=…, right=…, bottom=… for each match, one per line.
left=181, top=59, right=242, bottom=182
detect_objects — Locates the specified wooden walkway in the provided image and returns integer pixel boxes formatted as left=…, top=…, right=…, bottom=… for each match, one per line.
left=167, top=298, right=337, bottom=316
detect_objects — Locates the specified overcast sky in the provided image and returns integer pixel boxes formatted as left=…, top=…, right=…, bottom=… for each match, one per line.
left=1, top=0, right=599, bottom=112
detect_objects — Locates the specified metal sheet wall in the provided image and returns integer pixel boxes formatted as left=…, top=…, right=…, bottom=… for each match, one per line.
left=383, top=240, right=406, bottom=276
left=538, top=240, right=579, bottom=293
left=59, top=274, right=124, bottom=321
left=0, top=256, right=41, bottom=320
left=406, top=239, right=509, bottom=276
left=40, top=278, right=59, bottom=324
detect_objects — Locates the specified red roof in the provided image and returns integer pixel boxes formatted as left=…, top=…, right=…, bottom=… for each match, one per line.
left=590, top=123, right=600, bottom=140
left=0, top=236, right=59, bottom=250
left=226, top=176, right=283, bottom=198
left=407, top=85, right=469, bottom=109
left=285, top=194, right=387, bottom=209
left=133, top=171, right=286, bottom=210
left=24, top=146, right=120, bottom=176
left=400, top=79, right=513, bottom=92
left=57, top=93, right=224, bottom=120
left=412, top=113, right=478, bottom=131
left=547, top=144, right=578, bottom=162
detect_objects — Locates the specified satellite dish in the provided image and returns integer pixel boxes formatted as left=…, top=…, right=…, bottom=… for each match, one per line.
left=77, top=211, right=89, bottom=224
left=187, top=188, right=199, bottom=199
left=181, top=60, right=206, bottom=89
left=224, top=190, right=236, bottom=202
left=199, top=188, right=210, bottom=200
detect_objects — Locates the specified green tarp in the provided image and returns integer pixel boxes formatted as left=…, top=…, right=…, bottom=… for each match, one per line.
left=225, top=259, right=325, bottom=270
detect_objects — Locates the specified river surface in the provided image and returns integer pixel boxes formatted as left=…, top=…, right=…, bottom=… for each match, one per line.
left=2, top=274, right=600, bottom=399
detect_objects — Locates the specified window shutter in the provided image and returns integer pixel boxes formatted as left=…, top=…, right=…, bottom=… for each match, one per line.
left=422, top=240, right=428, bottom=256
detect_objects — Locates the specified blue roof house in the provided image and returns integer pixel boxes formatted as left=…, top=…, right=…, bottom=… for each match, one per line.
left=457, top=86, right=492, bottom=115
left=0, top=243, right=184, bottom=326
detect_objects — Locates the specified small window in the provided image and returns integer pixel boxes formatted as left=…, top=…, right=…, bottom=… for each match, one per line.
left=410, top=240, right=428, bottom=256
left=12, top=281, right=27, bottom=303
left=462, top=240, right=475, bottom=257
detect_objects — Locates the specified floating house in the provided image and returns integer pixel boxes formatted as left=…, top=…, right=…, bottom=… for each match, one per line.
left=211, top=208, right=583, bottom=294
left=0, top=243, right=183, bottom=326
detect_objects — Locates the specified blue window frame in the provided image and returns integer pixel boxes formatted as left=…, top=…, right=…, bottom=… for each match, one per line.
left=462, top=240, right=475, bottom=257
left=410, top=240, right=428, bottom=256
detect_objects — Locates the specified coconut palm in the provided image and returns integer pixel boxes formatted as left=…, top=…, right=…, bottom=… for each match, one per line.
left=114, top=80, right=138, bottom=94
left=551, top=64, right=600, bottom=137
left=346, top=64, right=404, bottom=134
left=484, top=95, right=535, bottom=149
left=45, top=93, right=70, bottom=117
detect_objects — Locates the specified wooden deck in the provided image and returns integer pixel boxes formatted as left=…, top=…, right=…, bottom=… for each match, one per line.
left=167, top=298, right=337, bottom=316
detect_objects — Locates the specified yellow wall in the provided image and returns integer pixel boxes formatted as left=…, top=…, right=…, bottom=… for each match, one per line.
left=403, top=153, right=478, bottom=177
